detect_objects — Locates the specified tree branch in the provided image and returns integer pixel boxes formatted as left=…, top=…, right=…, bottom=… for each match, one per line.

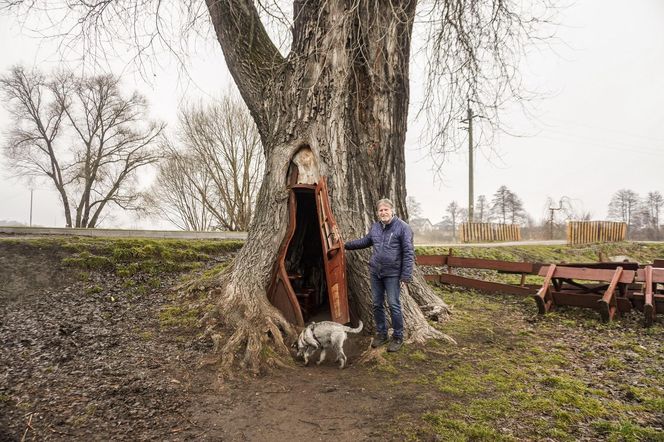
left=205, top=0, right=285, bottom=133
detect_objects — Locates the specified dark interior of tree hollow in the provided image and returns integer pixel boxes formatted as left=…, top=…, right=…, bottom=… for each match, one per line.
left=286, top=188, right=330, bottom=322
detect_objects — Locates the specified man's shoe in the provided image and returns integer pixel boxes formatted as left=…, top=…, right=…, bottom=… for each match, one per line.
left=387, top=337, right=403, bottom=352
left=371, top=334, right=389, bottom=348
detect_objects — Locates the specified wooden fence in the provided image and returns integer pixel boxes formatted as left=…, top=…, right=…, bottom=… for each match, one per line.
left=458, top=223, right=521, bottom=243
left=566, top=221, right=627, bottom=244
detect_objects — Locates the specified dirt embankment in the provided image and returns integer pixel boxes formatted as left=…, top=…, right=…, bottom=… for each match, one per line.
left=0, top=240, right=210, bottom=440
left=0, top=242, right=71, bottom=302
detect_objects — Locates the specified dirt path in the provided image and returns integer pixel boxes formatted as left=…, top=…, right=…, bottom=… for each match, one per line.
left=183, top=355, right=426, bottom=442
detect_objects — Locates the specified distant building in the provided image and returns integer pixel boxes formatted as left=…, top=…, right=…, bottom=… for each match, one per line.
left=410, top=217, right=434, bottom=232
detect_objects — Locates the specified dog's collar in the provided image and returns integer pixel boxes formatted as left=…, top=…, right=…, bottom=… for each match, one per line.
left=312, top=330, right=322, bottom=347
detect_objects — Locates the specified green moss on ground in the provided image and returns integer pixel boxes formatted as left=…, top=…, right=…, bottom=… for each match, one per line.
left=7, top=237, right=244, bottom=275
left=387, top=282, right=664, bottom=441
left=391, top=242, right=663, bottom=441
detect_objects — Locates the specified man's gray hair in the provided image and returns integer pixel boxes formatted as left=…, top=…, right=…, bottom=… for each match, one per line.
left=376, top=198, right=394, bottom=210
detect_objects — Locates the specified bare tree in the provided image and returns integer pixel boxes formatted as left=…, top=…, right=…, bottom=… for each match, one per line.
left=419, top=1, right=557, bottom=173
left=608, top=189, right=641, bottom=235
left=178, top=98, right=263, bottom=231
left=641, top=191, right=663, bottom=240
left=146, top=97, right=263, bottom=231
left=491, top=185, right=526, bottom=225
left=445, top=201, right=462, bottom=241
left=475, top=195, right=488, bottom=222
left=1, top=0, right=558, bottom=371
left=144, top=149, right=216, bottom=231
left=406, top=196, right=423, bottom=219
left=1, top=66, right=164, bottom=228
left=541, top=195, right=576, bottom=239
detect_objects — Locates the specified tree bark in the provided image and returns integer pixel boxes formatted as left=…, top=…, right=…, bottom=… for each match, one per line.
left=204, top=0, right=452, bottom=373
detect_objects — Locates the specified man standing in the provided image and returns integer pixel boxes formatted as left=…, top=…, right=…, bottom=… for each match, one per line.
left=344, top=198, right=414, bottom=352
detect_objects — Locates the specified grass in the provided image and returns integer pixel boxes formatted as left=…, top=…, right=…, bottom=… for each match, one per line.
left=159, top=305, right=201, bottom=329
left=5, top=237, right=245, bottom=275
left=413, top=293, right=662, bottom=440
left=389, top=242, right=664, bottom=441
left=158, top=295, right=217, bottom=330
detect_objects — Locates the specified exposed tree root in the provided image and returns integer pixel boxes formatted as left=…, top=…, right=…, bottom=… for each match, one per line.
left=174, top=260, right=298, bottom=376
left=356, top=346, right=389, bottom=366
left=206, top=281, right=298, bottom=375
left=402, top=285, right=456, bottom=345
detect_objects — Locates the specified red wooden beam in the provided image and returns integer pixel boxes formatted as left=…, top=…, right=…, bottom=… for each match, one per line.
left=552, top=292, right=633, bottom=312
left=416, top=255, right=448, bottom=266
left=538, top=265, right=635, bottom=284
left=534, top=264, right=556, bottom=314
left=446, top=256, right=536, bottom=274
left=426, top=273, right=537, bottom=297
left=598, top=266, right=624, bottom=322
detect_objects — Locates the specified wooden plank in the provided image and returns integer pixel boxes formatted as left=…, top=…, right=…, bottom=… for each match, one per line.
left=429, top=273, right=536, bottom=296
left=643, top=266, right=655, bottom=327
left=636, top=267, right=664, bottom=282
left=560, top=262, right=639, bottom=271
left=315, top=178, right=349, bottom=324
left=267, top=191, right=304, bottom=326
left=652, top=259, right=664, bottom=269
left=535, top=264, right=556, bottom=314
left=598, top=267, right=623, bottom=322
left=417, top=255, right=448, bottom=266
left=537, top=265, right=635, bottom=284
left=551, top=292, right=633, bottom=312
left=447, top=256, right=534, bottom=273
left=629, top=292, right=664, bottom=309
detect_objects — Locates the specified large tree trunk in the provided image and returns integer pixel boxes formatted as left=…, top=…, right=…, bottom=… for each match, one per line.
left=204, top=0, right=451, bottom=373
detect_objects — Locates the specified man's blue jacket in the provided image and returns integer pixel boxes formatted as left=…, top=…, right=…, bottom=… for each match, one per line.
left=344, top=216, right=414, bottom=282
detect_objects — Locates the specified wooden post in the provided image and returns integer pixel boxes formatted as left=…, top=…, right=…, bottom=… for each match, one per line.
left=644, top=266, right=655, bottom=327
left=598, top=266, right=623, bottom=322
left=534, top=264, right=557, bottom=314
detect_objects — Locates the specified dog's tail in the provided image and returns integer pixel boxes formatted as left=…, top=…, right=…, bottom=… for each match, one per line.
left=344, top=320, right=363, bottom=334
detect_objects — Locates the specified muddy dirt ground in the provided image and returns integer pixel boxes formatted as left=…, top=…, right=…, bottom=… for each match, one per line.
left=0, top=240, right=438, bottom=441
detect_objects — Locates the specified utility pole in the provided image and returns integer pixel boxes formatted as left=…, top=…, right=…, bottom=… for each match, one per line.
left=29, top=188, right=33, bottom=227
left=461, top=98, right=482, bottom=222
left=467, top=103, right=474, bottom=223
left=548, top=199, right=563, bottom=240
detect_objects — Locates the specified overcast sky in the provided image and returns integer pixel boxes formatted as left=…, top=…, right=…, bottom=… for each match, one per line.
left=0, top=0, right=663, bottom=229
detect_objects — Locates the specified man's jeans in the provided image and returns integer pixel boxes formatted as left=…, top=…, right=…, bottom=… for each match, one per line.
left=370, top=274, right=404, bottom=340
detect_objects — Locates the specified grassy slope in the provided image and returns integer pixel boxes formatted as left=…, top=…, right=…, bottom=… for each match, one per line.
left=0, top=237, right=243, bottom=328
left=394, top=242, right=664, bottom=441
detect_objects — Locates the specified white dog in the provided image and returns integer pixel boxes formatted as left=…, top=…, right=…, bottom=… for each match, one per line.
left=294, top=321, right=363, bottom=369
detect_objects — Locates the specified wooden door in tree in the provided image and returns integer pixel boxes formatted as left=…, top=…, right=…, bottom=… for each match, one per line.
left=315, top=178, right=350, bottom=324
left=267, top=191, right=304, bottom=326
